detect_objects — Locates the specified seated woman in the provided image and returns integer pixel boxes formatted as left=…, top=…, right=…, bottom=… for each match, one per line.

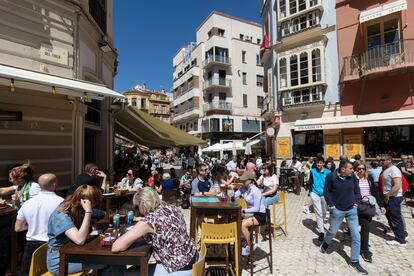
left=233, top=171, right=266, bottom=257
left=112, top=187, right=197, bottom=275
left=8, top=164, right=41, bottom=207
left=161, top=173, right=174, bottom=191
left=257, top=164, right=279, bottom=208
left=47, top=185, right=119, bottom=275
left=118, top=168, right=143, bottom=190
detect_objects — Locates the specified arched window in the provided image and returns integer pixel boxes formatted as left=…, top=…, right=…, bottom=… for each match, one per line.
left=290, top=55, right=298, bottom=86
left=300, top=52, right=309, bottom=84
left=279, top=58, right=288, bottom=88
left=312, top=49, right=321, bottom=82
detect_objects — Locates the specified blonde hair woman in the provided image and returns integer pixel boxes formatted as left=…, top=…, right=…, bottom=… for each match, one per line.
left=47, top=185, right=118, bottom=275
left=112, top=187, right=197, bottom=275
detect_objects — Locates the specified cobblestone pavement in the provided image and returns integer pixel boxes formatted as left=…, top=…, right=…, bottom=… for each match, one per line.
left=180, top=188, right=414, bottom=275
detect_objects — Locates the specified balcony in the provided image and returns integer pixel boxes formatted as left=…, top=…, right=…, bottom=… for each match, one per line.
left=203, top=77, right=232, bottom=91
left=149, top=109, right=170, bottom=116
left=281, top=87, right=324, bottom=109
left=341, top=40, right=414, bottom=82
left=172, top=107, right=200, bottom=122
left=203, top=101, right=232, bottom=115
left=202, top=55, right=231, bottom=69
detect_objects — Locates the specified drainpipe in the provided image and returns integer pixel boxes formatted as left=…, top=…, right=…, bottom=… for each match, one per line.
left=73, top=11, right=80, bottom=79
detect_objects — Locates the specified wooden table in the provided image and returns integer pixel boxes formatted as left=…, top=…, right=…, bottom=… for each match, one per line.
left=102, top=191, right=136, bottom=213
left=59, top=236, right=151, bottom=276
left=190, top=198, right=242, bottom=276
left=0, top=206, right=17, bottom=276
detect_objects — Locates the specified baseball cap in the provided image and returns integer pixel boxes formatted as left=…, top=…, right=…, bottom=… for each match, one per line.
left=239, top=171, right=256, bottom=181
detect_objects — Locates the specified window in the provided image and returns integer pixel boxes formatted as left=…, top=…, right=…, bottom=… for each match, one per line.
left=256, top=54, right=261, bottom=65
left=242, top=51, right=247, bottom=63
left=289, top=0, right=297, bottom=15
left=312, top=49, right=321, bottom=82
left=290, top=55, right=298, bottom=86
left=257, top=38, right=261, bottom=45
left=279, top=0, right=286, bottom=18
left=131, top=97, right=137, bottom=107
left=208, top=31, right=212, bottom=38
left=298, top=0, right=306, bottom=11
left=280, top=58, right=288, bottom=88
left=242, top=72, right=247, bottom=85
left=282, top=86, right=323, bottom=106
left=210, top=119, right=220, bottom=132
left=191, top=59, right=197, bottom=66
left=202, top=120, right=209, bottom=132
left=188, top=77, right=193, bottom=89
left=242, top=119, right=261, bottom=132
left=257, top=96, right=264, bottom=108
left=208, top=93, right=213, bottom=103
left=193, top=120, right=198, bottom=131
left=280, top=10, right=321, bottom=37
left=141, top=98, right=147, bottom=109
left=278, top=44, right=324, bottom=90
left=89, top=0, right=106, bottom=33
left=243, top=94, right=248, bottom=107
left=239, top=34, right=244, bottom=40
left=256, top=75, right=264, bottom=87
left=300, top=52, right=309, bottom=84
left=366, top=17, right=400, bottom=49
left=219, top=93, right=226, bottom=101
left=280, top=0, right=320, bottom=18
left=218, top=28, right=225, bottom=37
left=222, top=119, right=233, bottom=132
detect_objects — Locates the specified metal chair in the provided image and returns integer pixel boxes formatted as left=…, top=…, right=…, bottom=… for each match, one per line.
left=271, top=191, right=288, bottom=237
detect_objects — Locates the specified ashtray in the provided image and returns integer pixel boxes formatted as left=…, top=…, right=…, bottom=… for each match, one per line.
left=99, top=236, right=116, bottom=247
left=219, top=197, right=228, bottom=202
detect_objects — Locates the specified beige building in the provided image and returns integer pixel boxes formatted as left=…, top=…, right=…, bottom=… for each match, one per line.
left=123, top=86, right=171, bottom=124
left=0, top=0, right=122, bottom=189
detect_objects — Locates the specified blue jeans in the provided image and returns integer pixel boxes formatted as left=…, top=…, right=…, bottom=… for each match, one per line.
left=324, top=207, right=360, bottom=263
left=264, top=193, right=279, bottom=208
left=385, top=196, right=406, bottom=244
left=124, top=264, right=192, bottom=276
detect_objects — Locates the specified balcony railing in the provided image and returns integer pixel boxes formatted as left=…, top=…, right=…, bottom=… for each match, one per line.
left=341, top=40, right=414, bottom=82
left=203, top=55, right=231, bottom=68
left=203, top=101, right=232, bottom=112
left=203, top=77, right=232, bottom=90
left=282, top=89, right=324, bottom=108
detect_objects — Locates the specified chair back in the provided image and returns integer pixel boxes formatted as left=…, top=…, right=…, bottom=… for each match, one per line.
left=201, top=221, right=237, bottom=244
left=161, top=188, right=179, bottom=205
left=192, top=243, right=207, bottom=276
left=29, top=243, right=48, bottom=276
left=278, top=191, right=285, bottom=204
left=235, top=198, right=248, bottom=209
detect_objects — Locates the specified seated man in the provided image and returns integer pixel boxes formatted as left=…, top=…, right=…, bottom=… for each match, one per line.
left=15, top=173, right=64, bottom=276
left=66, top=163, right=107, bottom=196
left=191, top=163, right=215, bottom=196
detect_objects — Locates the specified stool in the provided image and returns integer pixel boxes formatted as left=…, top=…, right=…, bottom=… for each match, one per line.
left=271, top=191, right=287, bottom=237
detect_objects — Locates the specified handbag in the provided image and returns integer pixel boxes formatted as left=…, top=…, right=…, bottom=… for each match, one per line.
left=357, top=198, right=375, bottom=218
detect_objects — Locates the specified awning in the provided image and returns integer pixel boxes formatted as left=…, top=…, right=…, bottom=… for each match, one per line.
left=201, top=140, right=260, bottom=152
left=360, top=0, right=407, bottom=23
left=114, top=107, right=206, bottom=148
left=0, top=63, right=124, bottom=100
left=133, top=108, right=206, bottom=146
left=293, top=110, right=414, bottom=131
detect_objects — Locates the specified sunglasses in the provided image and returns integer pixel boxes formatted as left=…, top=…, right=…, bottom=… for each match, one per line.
left=356, top=167, right=365, bottom=171
left=127, top=173, right=133, bottom=176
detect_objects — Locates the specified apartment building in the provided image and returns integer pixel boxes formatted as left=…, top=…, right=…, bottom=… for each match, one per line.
left=0, top=0, right=121, bottom=187
left=123, top=86, right=171, bottom=123
left=172, top=12, right=265, bottom=145
left=260, top=0, right=340, bottom=160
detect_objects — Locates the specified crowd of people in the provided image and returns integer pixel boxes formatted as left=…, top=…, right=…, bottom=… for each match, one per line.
left=0, top=149, right=412, bottom=275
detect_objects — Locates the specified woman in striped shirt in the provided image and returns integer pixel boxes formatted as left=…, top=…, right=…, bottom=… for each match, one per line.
left=354, top=161, right=375, bottom=263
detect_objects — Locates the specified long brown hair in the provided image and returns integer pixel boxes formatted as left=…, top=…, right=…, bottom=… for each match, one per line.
left=59, top=185, right=102, bottom=227
left=10, top=163, right=33, bottom=183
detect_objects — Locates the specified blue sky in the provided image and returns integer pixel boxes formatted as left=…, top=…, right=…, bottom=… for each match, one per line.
left=113, top=0, right=262, bottom=92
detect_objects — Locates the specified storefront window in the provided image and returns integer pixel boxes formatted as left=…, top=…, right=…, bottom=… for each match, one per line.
left=222, top=119, right=234, bottom=132
left=292, top=130, right=323, bottom=157
left=364, top=126, right=414, bottom=158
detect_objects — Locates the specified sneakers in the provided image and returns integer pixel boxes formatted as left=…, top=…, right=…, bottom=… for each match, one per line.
left=386, top=240, right=407, bottom=247
left=320, top=242, right=329, bottom=253
left=361, top=251, right=372, bottom=263
left=242, top=246, right=250, bottom=256
left=318, top=233, right=325, bottom=242
left=303, top=205, right=310, bottom=214
left=405, top=231, right=409, bottom=241
left=350, top=262, right=368, bottom=275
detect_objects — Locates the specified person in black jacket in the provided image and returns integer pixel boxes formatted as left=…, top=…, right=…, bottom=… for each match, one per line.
left=66, top=163, right=107, bottom=196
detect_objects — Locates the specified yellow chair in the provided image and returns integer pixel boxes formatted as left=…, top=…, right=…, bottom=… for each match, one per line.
left=201, top=222, right=239, bottom=276
left=235, top=198, right=247, bottom=209
left=271, top=191, right=288, bottom=238
left=29, top=243, right=86, bottom=276
left=192, top=243, right=207, bottom=276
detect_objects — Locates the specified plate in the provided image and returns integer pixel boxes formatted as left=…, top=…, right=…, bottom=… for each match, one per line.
left=103, top=236, right=115, bottom=242
left=103, top=192, right=117, bottom=196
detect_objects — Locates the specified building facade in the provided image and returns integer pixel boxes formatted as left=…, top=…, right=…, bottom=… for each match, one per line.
left=261, top=0, right=340, bottom=161
left=172, top=12, right=265, bottom=145
left=335, top=0, right=414, bottom=158
left=123, top=86, right=171, bottom=123
left=0, top=0, right=120, bottom=188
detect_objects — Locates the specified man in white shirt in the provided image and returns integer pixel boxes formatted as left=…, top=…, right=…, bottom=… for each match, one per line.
left=226, top=155, right=238, bottom=173
left=15, top=173, right=64, bottom=276
left=290, top=157, right=303, bottom=176
left=380, top=155, right=406, bottom=246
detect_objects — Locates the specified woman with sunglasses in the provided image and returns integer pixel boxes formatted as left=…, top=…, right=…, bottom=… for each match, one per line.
left=9, top=164, right=40, bottom=207
left=112, top=187, right=197, bottom=275
left=354, top=161, right=381, bottom=263
left=47, top=185, right=120, bottom=275
left=118, top=169, right=143, bottom=190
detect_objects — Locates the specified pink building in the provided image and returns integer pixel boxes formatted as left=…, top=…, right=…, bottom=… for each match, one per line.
left=336, top=0, right=414, bottom=158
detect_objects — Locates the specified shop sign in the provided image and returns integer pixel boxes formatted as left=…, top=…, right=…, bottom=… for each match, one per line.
left=343, top=134, right=362, bottom=158
left=266, top=127, right=275, bottom=137
left=325, top=135, right=340, bottom=160
left=40, top=44, right=69, bottom=65
left=274, top=115, right=281, bottom=126
left=276, top=137, right=291, bottom=159
left=295, top=124, right=323, bottom=131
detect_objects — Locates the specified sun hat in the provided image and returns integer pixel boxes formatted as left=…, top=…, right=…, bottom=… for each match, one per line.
left=239, top=171, right=256, bottom=181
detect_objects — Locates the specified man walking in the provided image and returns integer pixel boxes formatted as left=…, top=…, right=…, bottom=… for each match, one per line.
left=15, top=173, right=64, bottom=276
left=320, top=160, right=367, bottom=274
left=308, top=158, right=331, bottom=241
left=380, top=154, right=407, bottom=246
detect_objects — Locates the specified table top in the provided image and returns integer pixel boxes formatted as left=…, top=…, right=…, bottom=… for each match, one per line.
left=103, top=190, right=136, bottom=199
left=60, top=236, right=151, bottom=257
left=191, top=197, right=241, bottom=210
left=0, top=206, right=17, bottom=216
